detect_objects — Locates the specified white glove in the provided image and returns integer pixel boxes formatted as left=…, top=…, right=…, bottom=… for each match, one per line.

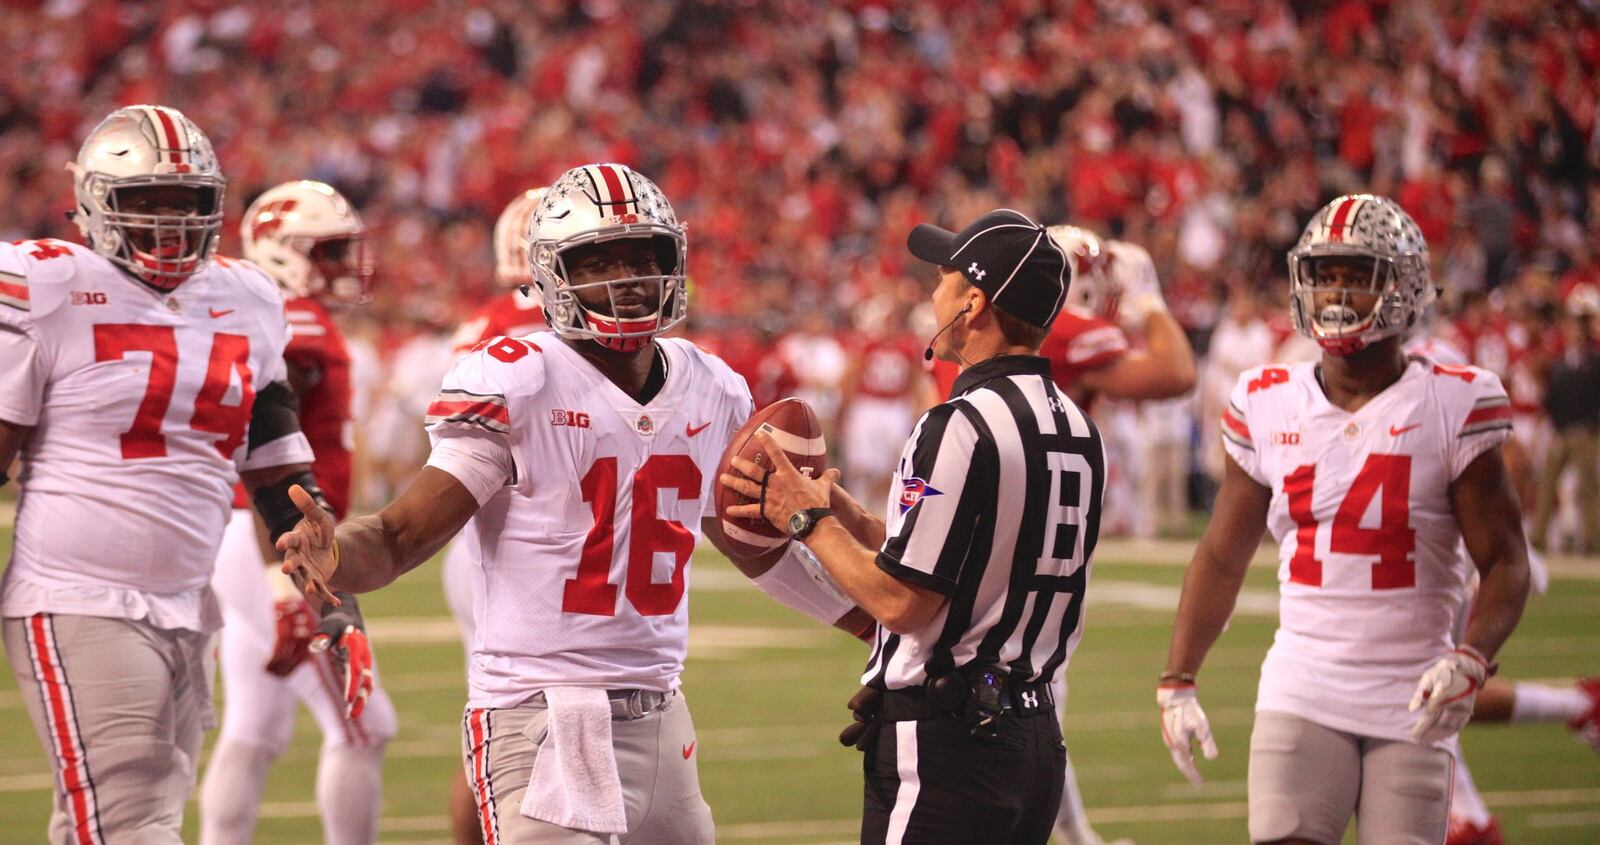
left=1408, top=646, right=1492, bottom=745
left=1106, top=242, right=1169, bottom=330
left=1157, top=682, right=1218, bottom=786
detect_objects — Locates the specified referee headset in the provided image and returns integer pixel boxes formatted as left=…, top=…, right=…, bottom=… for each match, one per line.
left=922, top=303, right=973, bottom=362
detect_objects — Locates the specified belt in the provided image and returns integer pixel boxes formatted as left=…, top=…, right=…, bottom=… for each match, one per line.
left=877, top=680, right=1055, bottom=723
left=527, top=688, right=673, bottom=720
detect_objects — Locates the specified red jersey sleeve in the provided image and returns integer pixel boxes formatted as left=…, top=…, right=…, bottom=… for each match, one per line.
left=1041, top=306, right=1129, bottom=390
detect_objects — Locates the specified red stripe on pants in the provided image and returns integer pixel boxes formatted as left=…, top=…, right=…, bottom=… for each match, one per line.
left=469, top=709, right=499, bottom=845
left=29, top=614, right=101, bottom=845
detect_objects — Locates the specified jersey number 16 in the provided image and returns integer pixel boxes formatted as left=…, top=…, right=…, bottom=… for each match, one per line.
left=563, top=455, right=700, bottom=617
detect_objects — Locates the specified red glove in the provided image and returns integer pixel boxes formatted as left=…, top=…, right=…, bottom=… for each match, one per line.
left=311, top=593, right=375, bottom=720
left=265, top=598, right=318, bottom=676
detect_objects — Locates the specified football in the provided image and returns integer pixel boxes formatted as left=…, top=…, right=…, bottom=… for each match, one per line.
left=713, top=397, right=829, bottom=560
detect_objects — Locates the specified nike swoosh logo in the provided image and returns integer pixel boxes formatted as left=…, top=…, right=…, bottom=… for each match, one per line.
left=682, top=741, right=696, bottom=760
left=1389, top=423, right=1421, bottom=436
left=209, top=307, right=235, bottom=318
left=686, top=422, right=711, bottom=438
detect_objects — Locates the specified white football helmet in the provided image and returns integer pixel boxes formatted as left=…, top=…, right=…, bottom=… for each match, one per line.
left=68, top=105, right=225, bottom=291
left=495, top=187, right=546, bottom=288
left=1288, top=194, right=1433, bottom=355
left=1048, top=224, right=1109, bottom=313
left=241, top=180, right=373, bottom=303
left=528, top=163, right=686, bottom=351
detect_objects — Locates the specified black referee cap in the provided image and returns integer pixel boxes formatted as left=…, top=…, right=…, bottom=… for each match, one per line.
left=907, top=208, right=1069, bottom=328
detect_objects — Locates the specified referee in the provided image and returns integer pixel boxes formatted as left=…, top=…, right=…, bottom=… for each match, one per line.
left=722, top=208, right=1105, bottom=844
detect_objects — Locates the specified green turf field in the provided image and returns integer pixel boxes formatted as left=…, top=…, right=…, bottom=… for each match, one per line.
left=0, top=524, right=1595, bottom=844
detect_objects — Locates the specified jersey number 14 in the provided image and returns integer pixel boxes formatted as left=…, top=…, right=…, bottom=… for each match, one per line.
left=1284, top=453, right=1417, bottom=589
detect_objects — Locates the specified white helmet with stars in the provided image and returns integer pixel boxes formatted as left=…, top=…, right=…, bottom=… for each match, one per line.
left=68, top=104, right=225, bottom=292
left=1047, top=224, right=1109, bottom=313
left=1288, top=194, right=1434, bottom=355
left=494, top=187, right=546, bottom=289
left=241, top=180, right=372, bottom=304
left=528, top=163, right=686, bottom=351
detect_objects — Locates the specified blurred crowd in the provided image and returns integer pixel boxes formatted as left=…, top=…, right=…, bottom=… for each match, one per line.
left=3, top=0, right=1599, bottom=549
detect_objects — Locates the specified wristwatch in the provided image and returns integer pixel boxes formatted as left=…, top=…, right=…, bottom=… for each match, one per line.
left=787, top=507, right=833, bottom=540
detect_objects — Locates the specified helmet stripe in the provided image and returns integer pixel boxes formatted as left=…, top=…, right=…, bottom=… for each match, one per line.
left=1326, top=197, right=1361, bottom=243
left=592, top=165, right=637, bottom=214
left=149, top=107, right=184, bottom=164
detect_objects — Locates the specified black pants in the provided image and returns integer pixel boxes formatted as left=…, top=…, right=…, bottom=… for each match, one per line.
left=860, top=705, right=1065, bottom=844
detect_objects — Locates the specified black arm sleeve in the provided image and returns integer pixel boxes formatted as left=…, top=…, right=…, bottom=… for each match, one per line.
left=248, top=379, right=304, bottom=452
left=252, top=470, right=332, bottom=544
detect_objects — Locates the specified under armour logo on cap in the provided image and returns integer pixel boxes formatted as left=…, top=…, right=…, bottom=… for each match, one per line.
left=907, top=208, right=1069, bottom=328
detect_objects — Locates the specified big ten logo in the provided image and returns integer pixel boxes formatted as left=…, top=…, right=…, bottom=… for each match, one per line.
left=550, top=409, right=591, bottom=429
left=1273, top=431, right=1301, bottom=446
left=70, top=291, right=108, bottom=306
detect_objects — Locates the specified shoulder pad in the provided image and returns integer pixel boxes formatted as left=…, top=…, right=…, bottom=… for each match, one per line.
left=454, top=335, right=548, bottom=399
left=0, top=239, right=95, bottom=322
left=212, top=255, right=286, bottom=307
left=1238, top=362, right=1301, bottom=396
left=666, top=338, right=750, bottom=400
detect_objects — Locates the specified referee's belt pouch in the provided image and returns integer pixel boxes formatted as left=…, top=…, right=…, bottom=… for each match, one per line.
left=918, top=666, right=1054, bottom=735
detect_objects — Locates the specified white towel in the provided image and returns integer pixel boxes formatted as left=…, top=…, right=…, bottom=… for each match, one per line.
left=520, top=688, right=628, bottom=834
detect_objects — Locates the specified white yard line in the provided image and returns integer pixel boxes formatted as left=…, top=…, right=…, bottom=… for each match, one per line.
left=719, top=786, right=1600, bottom=839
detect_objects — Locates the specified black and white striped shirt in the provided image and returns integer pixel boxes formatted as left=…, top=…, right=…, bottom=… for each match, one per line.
left=862, top=355, right=1105, bottom=690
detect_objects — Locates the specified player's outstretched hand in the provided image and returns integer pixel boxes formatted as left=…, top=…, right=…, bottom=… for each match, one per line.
left=265, top=597, right=318, bottom=676
left=312, top=595, right=375, bottom=720
left=276, top=483, right=341, bottom=606
left=1157, top=681, right=1218, bottom=786
left=721, top=430, right=839, bottom=533
left=1409, top=646, right=1490, bottom=745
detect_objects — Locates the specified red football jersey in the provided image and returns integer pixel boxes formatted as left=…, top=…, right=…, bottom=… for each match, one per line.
left=451, top=290, right=546, bottom=352
left=231, top=297, right=353, bottom=518
left=930, top=306, right=1129, bottom=401
left=1040, top=305, right=1129, bottom=394
left=851, top=337, right=922, bottom=400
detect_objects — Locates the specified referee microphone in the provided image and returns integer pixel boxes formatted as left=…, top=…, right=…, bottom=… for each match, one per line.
left=923, top=304, right=972, bottom=362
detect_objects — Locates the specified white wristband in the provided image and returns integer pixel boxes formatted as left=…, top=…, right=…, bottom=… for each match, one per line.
left=750, top=542, right=856, bottom=626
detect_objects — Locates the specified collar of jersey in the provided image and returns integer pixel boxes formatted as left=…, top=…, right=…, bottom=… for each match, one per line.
left=549, top=337, right=676, bottom=410
left=948, top=354, right=1052, bottom=400
left=1309, top=355, right=1427, bottom=417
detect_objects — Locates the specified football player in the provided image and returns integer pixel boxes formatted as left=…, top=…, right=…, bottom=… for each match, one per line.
left=1446, top=676, right=1600, bottom=844
left=838, top=298, right=926, bottom=514
left=0, top=105, right=351, bottom=844
left=440, top=186, right=546, bottom=845
left=1159, top=195, right=1531, bottom=843
left=278, top=163, right=867, bottom=843
left=199, top=180, right=397, bottom=845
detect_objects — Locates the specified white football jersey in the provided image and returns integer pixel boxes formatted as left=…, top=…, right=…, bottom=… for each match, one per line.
left=1221, top=357, right=1511, bottom=745
left=426, top=334, right=753, bottom=707
left=0, top=239, right=310, bottom=632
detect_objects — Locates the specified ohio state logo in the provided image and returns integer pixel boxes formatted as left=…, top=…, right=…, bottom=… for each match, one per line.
left=636, top=414, right=654, bottom=435
left=898, top=477, right=943, bottom=514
